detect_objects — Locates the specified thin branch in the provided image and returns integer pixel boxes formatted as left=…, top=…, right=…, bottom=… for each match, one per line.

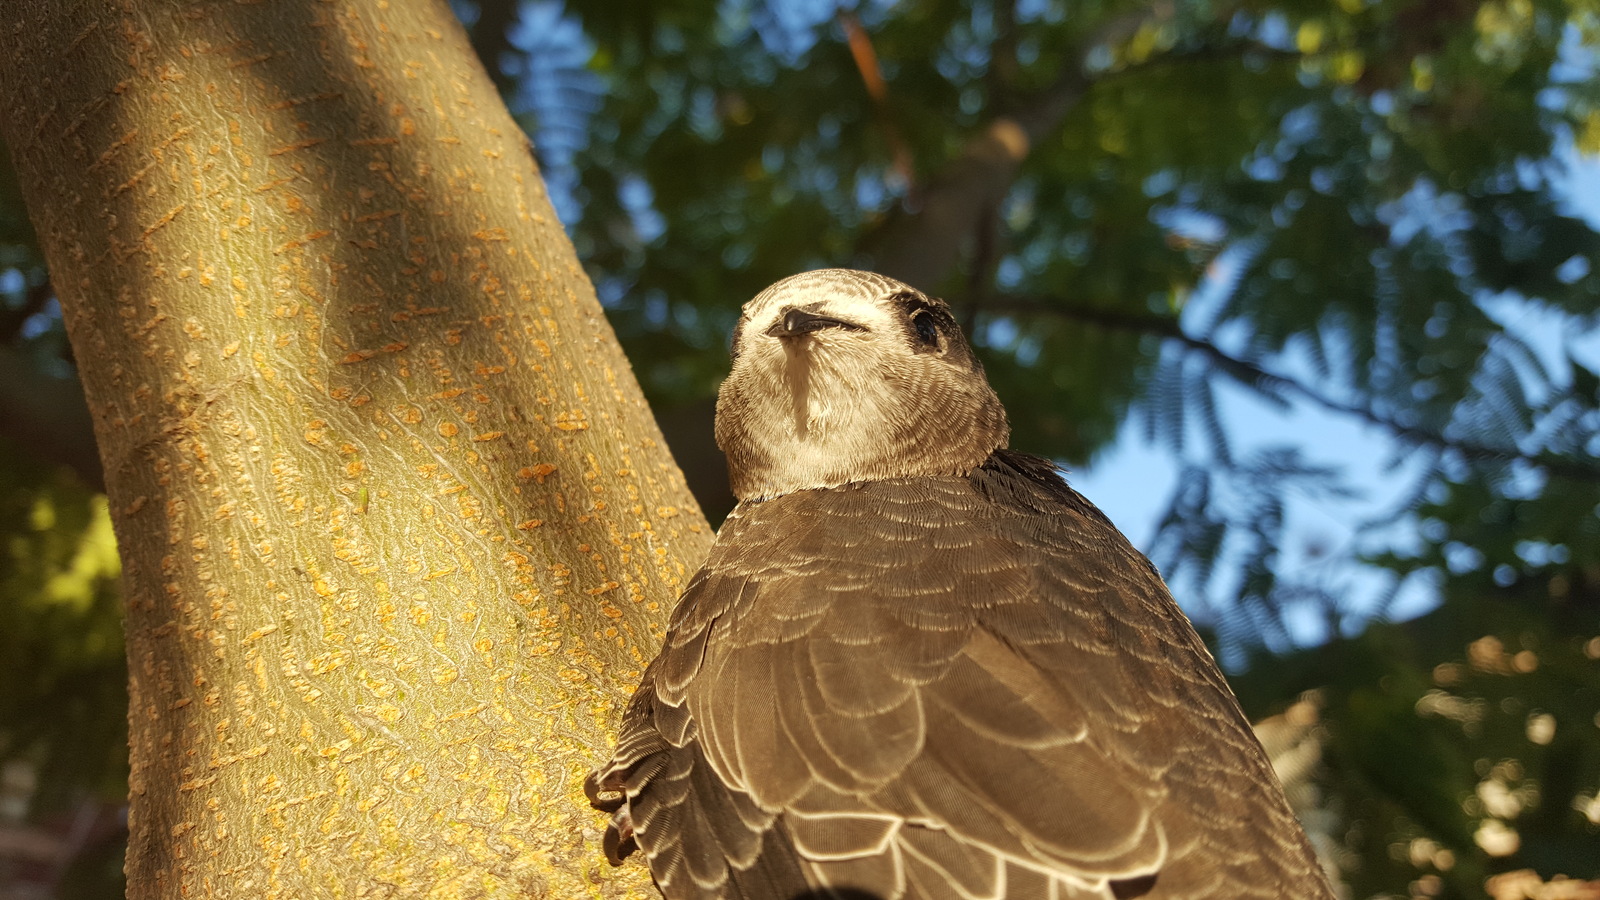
left=987, top=0, right=1020, bottom=100
left=986, top=295, right=1600, bottom=484
left=862, top=2, right=1298, bottom=290
left=839, top=11, right=915, bottom=192
left=961, top=199, right=1003, bottom=337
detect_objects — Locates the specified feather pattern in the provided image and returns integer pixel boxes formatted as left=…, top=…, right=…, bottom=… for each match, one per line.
left=588, top=270, right=1332, bottom=900
left=589, top=450, right=1333, bottom=900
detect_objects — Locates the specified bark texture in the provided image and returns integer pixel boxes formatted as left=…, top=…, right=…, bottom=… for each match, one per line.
left=0, top=0, right=709, bottom=896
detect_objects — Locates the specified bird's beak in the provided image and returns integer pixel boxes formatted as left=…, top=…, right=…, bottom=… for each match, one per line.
left=765, top=307, right=864, bottom=338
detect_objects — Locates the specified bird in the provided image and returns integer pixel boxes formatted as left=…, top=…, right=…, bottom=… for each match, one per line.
left=586, top=269, right=1335, bottom=900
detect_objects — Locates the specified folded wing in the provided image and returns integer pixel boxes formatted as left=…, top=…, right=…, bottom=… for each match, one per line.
left=589, top=452, right=1330, bottom=900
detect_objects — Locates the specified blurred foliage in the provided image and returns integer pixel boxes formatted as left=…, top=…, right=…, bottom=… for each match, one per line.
left=1230, top=569, right=1600, bottom=897
left=2, top=0, right=1600, bottom=896
left=473, top=0, right=1600, bottom=895
left=0, top=439, right=126, bottom=808
left=501, top=0, right=1600, bottom=662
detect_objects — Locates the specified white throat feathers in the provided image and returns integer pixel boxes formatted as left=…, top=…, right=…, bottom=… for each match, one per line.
left=715, top=269, right=1010, bottom=501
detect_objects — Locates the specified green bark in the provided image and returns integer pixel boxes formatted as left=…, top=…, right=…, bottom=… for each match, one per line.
left=0, top=0, right=708, bottom=895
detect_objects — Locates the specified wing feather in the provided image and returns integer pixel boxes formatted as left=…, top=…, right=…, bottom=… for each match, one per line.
left=588, top=450, right=1333, bottom=899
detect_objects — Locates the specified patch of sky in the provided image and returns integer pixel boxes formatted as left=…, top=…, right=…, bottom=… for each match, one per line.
left=672, top=299, right=701, bottom=333
left=643, top=288, right=669, bottom=327
left=1377, top=178, right=1471, bottom=247
left=1181, top=242, right=1260, bottom=335
left=1245, top=154, right=1285, bottom=182
left=595, top=276, right=629, bottom=309
left=1553, top=140, right=1600, bottom=230
left=1556, top=254, right=1591, bottom=284
left=938, top=1, right=993, bottom=84
left=506, top=0, right=603, bottom=225
left=1072, top=228, right=1441, bottom=645
left=722, top=242, right=756, bottom=270
left=984, top=316, right=1019, bottom=350
left=1014, top=0, right=1061, bottom=25
left=0, top=267, right=23, bottom=297
left=996, top=257, right=1025, bottom=289
left=1279, top=105, right=1321, bottom=148
left=448, top=0, right=479, bottom=27
left=715, top=0, right=754, bottom=44
left=618, top=174, right=666, bottom=244
left=1224, top=368, right=1435, bottom=633
left=1057, top=232, right=1090, bottom=265
left=1553, top=21, right=1598, bottom=80
left=738, top=0, right=836, bottom=65
left=689, top=86, right=723, bottom=142
left=1142, top=169, right=1180, bottom=199
left=854, top=168, right=889, bottom=210
left=1367, top=131, right=1393, bottom=165
left=1254, top=12, right=1296, bottom=52
left=1151, top=205, right=1227, bottom=245
left=20, top=298, right=59, bottom=341
left=1016, top=37, right=1040, bottom=67
left=818, top=114, right=842, bottom=144
left=762, top=145, right=786, bottom=175
left=1002, top=180, right=1036, bottom=232
left=642, top=70, right=689, bottom=140
left=1083, top=44, right=1114, bottom=74
left=1013, top=334, right=1042, bottom=367
left=1080, top=162, right=1600, bottom=638
left=1516, top=539, right=1571, bottom=567
left=1475, top=290, right=1600, bottom=453
left=1443, top=541, right=1485, bottom=575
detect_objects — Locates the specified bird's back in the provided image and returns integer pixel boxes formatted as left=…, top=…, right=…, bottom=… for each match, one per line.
left=589, top=450, right=1333, bottom=900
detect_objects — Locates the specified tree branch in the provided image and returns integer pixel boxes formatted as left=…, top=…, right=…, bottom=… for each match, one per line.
left=986, top=295, right=1600, bottom=484
left=839, top=11, right=915, bottom=191
left=858, top=9, right=1142, bottom=289
left=859, top=3, right=1297, bottom=292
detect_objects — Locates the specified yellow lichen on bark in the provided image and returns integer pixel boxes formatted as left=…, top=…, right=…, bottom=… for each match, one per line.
left=0, top=0, right=706, bottom=896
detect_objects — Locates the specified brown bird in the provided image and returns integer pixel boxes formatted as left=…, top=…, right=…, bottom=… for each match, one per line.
left=587, top=269, right=1335, bottom=900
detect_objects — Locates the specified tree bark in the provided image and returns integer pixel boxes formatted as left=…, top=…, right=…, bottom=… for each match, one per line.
left=0, top=0, right=708, bottom=896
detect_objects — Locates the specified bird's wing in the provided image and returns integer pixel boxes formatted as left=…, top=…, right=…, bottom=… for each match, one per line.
left=591, top=451, right=1330, bottom=900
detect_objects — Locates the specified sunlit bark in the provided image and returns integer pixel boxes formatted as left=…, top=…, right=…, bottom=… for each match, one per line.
left=0, top=0, right=707, bottom=895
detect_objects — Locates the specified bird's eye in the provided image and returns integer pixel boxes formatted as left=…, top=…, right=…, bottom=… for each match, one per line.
left=888, top=289, right=952, bottom=355
left=909, top=309, right=941, bottom=350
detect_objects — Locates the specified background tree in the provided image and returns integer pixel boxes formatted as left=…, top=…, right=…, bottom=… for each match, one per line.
left=1, top=0, right=1599, bottom=898
left=0, top=0, right=706, bottom=896
left=497, top=2, right=1600, bottom=894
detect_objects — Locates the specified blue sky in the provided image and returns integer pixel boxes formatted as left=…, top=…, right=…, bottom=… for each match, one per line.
left=499, top=1, right=1600, bottom=653
left=1073, top=144, right=1600, bottom=647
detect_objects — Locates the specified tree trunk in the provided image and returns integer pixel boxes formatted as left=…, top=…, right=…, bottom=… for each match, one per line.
left=0, top=0, right=708, bottom=896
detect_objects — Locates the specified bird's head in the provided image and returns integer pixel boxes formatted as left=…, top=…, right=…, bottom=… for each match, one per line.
left=715, top=269, right=1009, bottom=501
